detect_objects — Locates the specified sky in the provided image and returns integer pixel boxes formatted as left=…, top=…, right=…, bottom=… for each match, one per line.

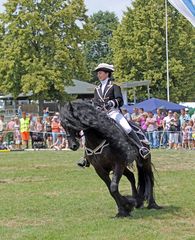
left=0, top=0, right=133, bottom=19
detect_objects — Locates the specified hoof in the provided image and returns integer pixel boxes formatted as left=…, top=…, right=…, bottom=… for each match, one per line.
left=147, top=202, right=163, bottom=210
left=115, top=212, right=131, bottom=218
left=135, top=202, right=144, bottom=209
left=123, top=197, right=136, bottom=212
left=135, top=197, right=144, bottom=209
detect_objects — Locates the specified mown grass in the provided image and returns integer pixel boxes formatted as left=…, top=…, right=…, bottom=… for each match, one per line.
left=0, top=149, right=194, bottom=240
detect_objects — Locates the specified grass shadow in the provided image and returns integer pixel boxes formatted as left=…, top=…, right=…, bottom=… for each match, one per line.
left=108, top=205, right=182, bottom=220
left=132, top=205, right=182, bottom=219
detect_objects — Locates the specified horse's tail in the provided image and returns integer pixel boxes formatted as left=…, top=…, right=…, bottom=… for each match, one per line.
left=136, top=155, right=156, bottom=208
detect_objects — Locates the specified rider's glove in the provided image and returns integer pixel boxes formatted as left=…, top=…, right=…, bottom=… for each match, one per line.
left=105, top=100, right=115, bottom=110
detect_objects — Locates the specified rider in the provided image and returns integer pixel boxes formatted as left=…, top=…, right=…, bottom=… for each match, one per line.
left=77, top=63, right=150, bottom=167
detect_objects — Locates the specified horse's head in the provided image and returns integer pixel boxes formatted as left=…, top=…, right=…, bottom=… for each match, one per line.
left=60, top=102, right=82, bottom=151
left=65, top=124, right=80, bottom=151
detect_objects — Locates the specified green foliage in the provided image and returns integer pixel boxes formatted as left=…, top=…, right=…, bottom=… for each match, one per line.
left=0, top=0, right=94, bottom=100
left=111, top=0, right=195, bottom=102
left=0, top=150, right=195, bottom=239
left=84, top=11, right=119, bottom=83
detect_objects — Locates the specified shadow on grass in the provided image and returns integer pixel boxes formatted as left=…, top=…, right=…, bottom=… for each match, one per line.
left=132, top=205, right=181, bottom=219
left=109, top=205, right=181, bottom=220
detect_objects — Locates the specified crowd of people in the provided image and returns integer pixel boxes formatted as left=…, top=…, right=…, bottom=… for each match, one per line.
left=0, top=105, right=195, bottom=151
left=0, top=108, right=73, bottom=151
left=122, top=107, right=195, bottom=150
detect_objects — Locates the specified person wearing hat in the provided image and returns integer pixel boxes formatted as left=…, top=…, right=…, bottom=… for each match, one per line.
left=77, top=63, right=150, bottom=168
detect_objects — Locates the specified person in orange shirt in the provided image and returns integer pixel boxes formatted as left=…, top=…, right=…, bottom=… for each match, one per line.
left=51, top=116, right=61, bottom=144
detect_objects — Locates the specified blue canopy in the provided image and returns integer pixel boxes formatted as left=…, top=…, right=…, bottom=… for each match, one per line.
left=123, top=98, right=186, bottom=113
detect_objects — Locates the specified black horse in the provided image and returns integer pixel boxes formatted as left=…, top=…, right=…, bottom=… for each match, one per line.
left=60, top=100, right=161, bottom=217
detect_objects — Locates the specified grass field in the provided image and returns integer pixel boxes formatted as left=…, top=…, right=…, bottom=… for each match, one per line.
left=0, top=149, right=195, bottom=240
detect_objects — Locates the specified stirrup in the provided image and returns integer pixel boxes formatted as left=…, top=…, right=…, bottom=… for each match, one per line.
left=139, top=147, right=150, bottom=159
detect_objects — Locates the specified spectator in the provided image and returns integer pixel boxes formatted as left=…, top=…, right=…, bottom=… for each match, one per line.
left=44, top=116, right=53, bottom=148
left=145, top=111, right=158, bottom=148
left=140, top=112, right=148, bottom=132
left=6, top=117, right=15, bottom=131
left=138, top=108, right=144, bottom=116
left=0, top=135, right=8, bottom=150
left=186, top=120, right=193, bottom=150
left=121, top=108, right=131, bottom=122
left=29, top=114, right=36, bottom=148
left=182, top=122, right=188, bottom=149
left=162, top=110, right=174, bottom=148
left=179, top=108, right=189, bottom=126
left=13, top=117, right=22, bottom=150
left=191, top=111, right=195, bottom=122
left=20, top=112, right=30, bottom=149
left=42, top=107, right=49, bottom=123
left=79, top=130, right=85, bottom=149
left=131, top=107, right=140, bottom=126
left=168, top=112, right=180, bottom=149
left=156, top=108, right=164, bottom=148
left=179, top=109, right=184, bottom=127
left=34, top=116, right=43, bottom=133
left=192, top=120, right=195, bottom=149
left=51, top=134, right=66, bottom=150
left=185, top=108, right=191, bottom=122
left=0, top=115, right=5, bottom=134
left=17, top=105, right=22, bottom=118
left=5, top=117, right=15, bottom=148
left=51, top=116, right=61, bottom=143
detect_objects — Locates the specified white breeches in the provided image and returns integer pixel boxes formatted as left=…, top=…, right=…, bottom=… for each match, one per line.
left=107, top=109, right=132, bottom=133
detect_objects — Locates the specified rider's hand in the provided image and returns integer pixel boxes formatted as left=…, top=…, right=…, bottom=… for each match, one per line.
left=105, top=100, right=115, bottom=110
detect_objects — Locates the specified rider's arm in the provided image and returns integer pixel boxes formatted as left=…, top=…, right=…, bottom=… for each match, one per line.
left=113, top=84, right=124, bottom=108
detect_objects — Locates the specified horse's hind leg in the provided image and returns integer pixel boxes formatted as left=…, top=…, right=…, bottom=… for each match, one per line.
left=137, top=157, right=162, bottom=210
left=123, top=167, right=137, bottom=197
left=123, top=167, right=144, bottom=208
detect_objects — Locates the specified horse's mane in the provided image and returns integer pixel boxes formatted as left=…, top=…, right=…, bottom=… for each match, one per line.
left=60, top=100, right=137, bottom=159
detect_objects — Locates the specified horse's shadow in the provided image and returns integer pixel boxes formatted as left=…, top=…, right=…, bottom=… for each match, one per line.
left=110, top=205, right=181, bottom=220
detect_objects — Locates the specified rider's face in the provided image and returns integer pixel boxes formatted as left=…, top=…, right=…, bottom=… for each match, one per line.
left=97, top=71, right=109, bottom=81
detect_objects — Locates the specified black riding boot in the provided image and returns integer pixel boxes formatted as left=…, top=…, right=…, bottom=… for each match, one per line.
left=128, top=130, right=150, bottom=159
left=77, top=158, right=90, bottom=168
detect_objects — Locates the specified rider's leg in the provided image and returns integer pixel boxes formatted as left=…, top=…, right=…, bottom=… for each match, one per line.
left=128, top=130, right=150, bottom=159
left=108, top=110, right=150, bottom=159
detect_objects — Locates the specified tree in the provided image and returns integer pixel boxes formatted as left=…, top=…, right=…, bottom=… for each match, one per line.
left=111, top=0, right=195, bottom=102
left=0, top=0, right=94, bottom=100
left=84, top=11, right=119, bottom=83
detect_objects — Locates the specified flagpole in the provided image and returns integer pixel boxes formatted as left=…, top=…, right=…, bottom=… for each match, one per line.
left=165, top=0, right=170, bottom=102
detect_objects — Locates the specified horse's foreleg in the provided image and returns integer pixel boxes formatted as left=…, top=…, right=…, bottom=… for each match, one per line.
left=94, top=166, right=124, bottom=209
left=110, top=164, right=135, bottom=217
left=123, top=167, right=144, bottom=208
